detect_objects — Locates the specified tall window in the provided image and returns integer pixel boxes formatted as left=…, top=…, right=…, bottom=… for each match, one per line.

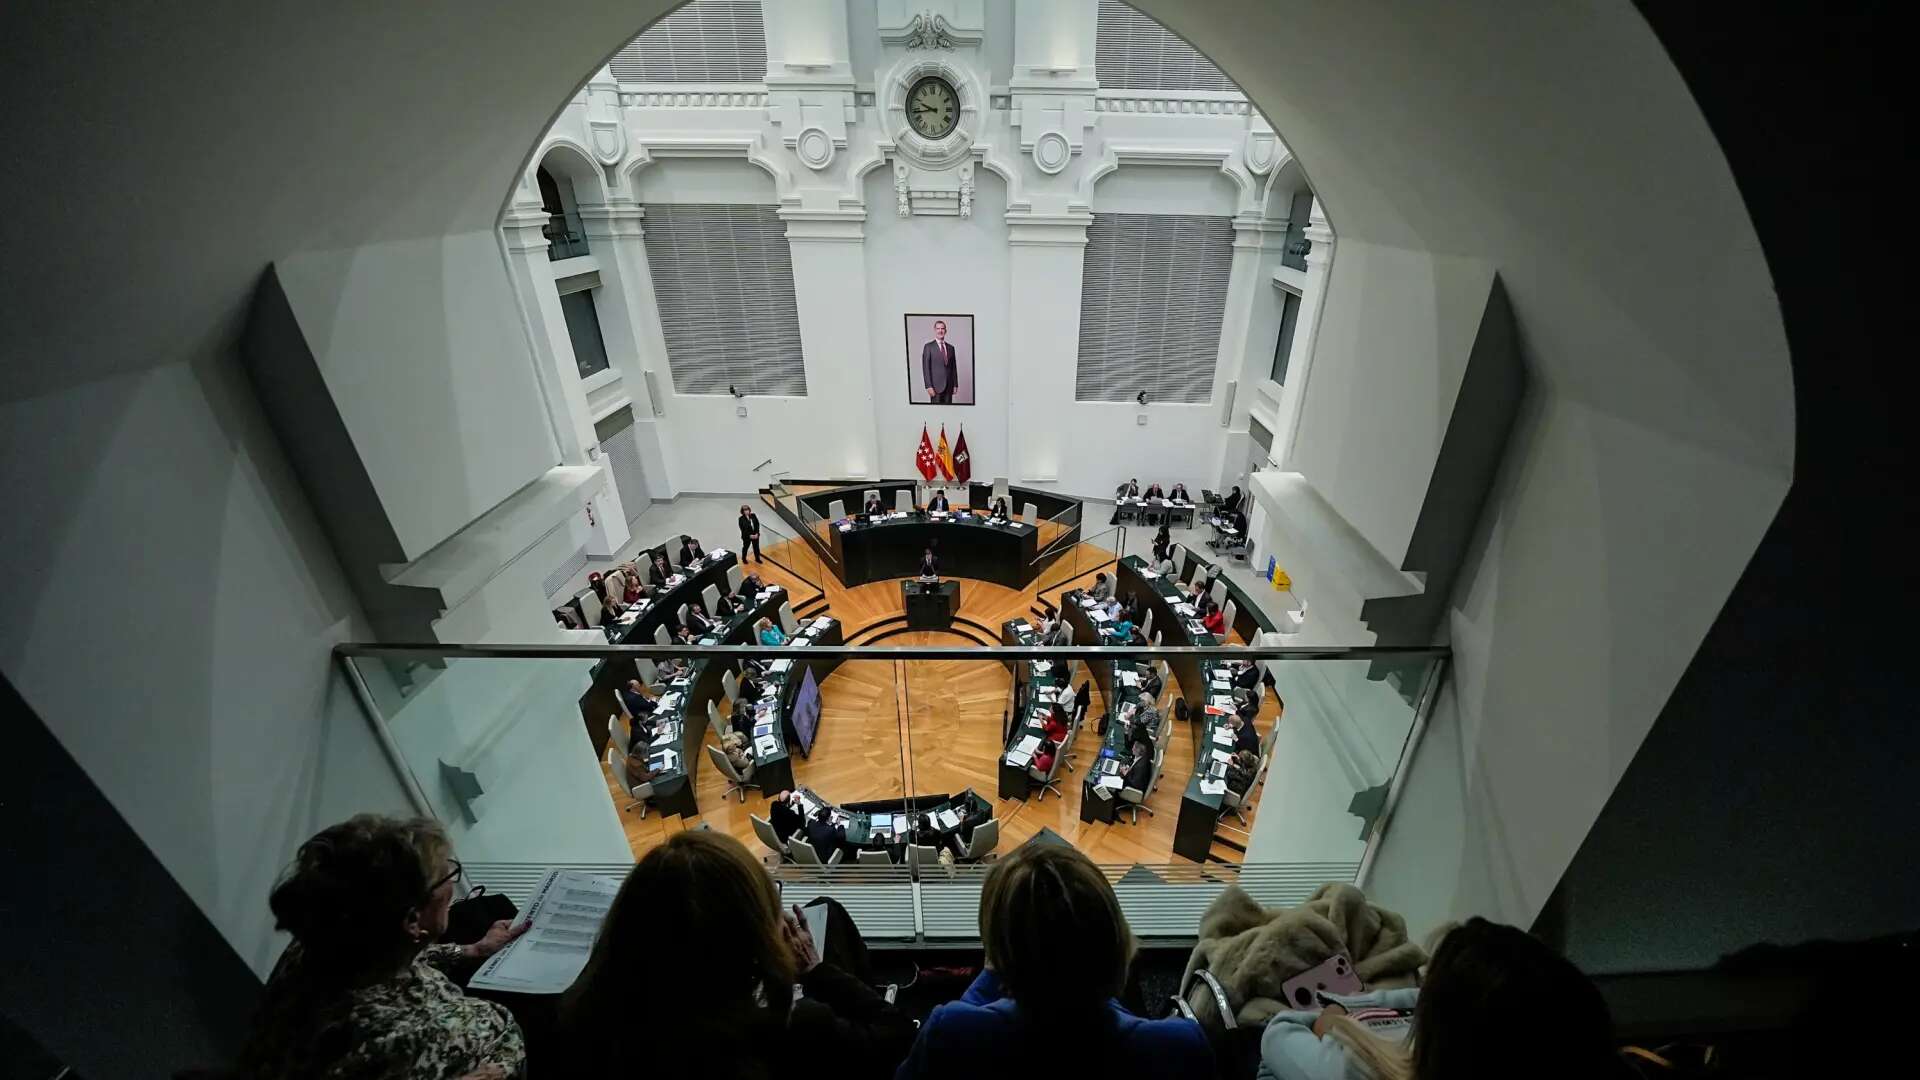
left=1076, top=212, right=1234, bottom=404
left=1271, top=289, right=1302, bottom=386
left=1280, top=191, right=1314, bottom=272
left=642, top=204, right=807, bottom=396
left=610, top=0, right=768, bottom=83
left=559, top=285, right=610, bottom=379
left=1095, top=0, right=1237, bottom=92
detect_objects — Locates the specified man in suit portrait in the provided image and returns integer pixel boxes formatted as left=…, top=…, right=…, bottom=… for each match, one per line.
left=922, top=319, right=959, bottom=404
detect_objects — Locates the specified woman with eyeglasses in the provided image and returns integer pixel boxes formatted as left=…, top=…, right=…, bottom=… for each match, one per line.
left=238, top=814, right=527, bottom=1079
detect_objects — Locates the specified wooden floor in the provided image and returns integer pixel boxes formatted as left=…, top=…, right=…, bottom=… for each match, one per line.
left=603, top=523, right=1277, bottom=866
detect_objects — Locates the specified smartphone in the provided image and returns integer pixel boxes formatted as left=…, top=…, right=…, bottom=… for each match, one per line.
left=1280, top=953, right=1363, bottom=1009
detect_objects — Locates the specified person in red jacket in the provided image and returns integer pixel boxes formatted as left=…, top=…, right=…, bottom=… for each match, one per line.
left=1031, top=740, right=1058, bottom=776
left=1042, top=704, right=1070, bottom=743
left=1201, top=599, right=1227, bottom=636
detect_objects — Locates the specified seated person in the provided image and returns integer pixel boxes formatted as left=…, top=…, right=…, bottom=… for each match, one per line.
left=1169, top=482, right=1191, bottom=502
left=1042, top=705, right=1071, bottom=743
left=620, top=567, right=648, bottom=606
left=1234, top=691, right=1261, bottom=726
left=1225, top=749, right=1259, bottom=795
left=756, top=616, right=787, bottom=646
left=1127, top=714, right=1157, bottom=758
left=730, top=697, right=755, bottom=740
left=1045, top=616, right=1072, bottom=647
left=912, top=813, right=959, bottom=862
left=1144, top=482, right=1164, bottom=499
left=587, top=569, right=608, bottom=603
left=1222, top=485, right=1243, bottom=514
left=1030, top=739, right=1058, bottom=777
left=862, top=491, right=886, bottom=515
left=1118, top=478, right=1141, bottom=498
left=714, top=590, right=744, bottom=619
left=721, top=731, right=752, bottom=773
left=557, top=832, right=917, bottom=1079
left=767, top=790, right=805, bottom=843
left=684, top=598, right=717, bottom=636
left=618, top=678, right=654, bottom=723
left=1258, top=918, right=1621, bottom=1080
left=989, top=496, right=1011, bottom=519
left=652, top=656, right=689, bottom=687
left=1089, top=572, right=1114, bottom=601
left=803, top=807, right=846, bottom=862
left=622, top=749, right=659, bottom=789
left=1139, top=666, right=1164, bottom=703
left=1121, top=593, right=1143, bottom=623
left=647, top=550, right=675, bottom=587
left=1152, top=545, right=1174, bottom=574
left=673, top=624, right=699, bottom=646
left=738, top=666, right=768, bottom=704
left=1106, top=615, right=1136, bottom=643
left=927, top=488, right=951, bottom=511
left=1202, top=599, right=1227, bottom=636
left=1234, top=661, right=1262, bottom=690
left=1122, top=741, right=1154, bottom=792
left=739, top=570, right=766, bottom=597
left=677, top=534, right=706, bottom=567
left=1230, top=714, right=1261, bottom=756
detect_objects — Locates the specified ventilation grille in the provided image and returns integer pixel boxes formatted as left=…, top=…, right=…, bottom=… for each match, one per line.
left=642, top=204, right=807, bottom=397
left=610, top=0, right=768, bottom=84
left=1095, top=0, right=1237, bottom=93
left=1076, top=213, right=1234, bottom=404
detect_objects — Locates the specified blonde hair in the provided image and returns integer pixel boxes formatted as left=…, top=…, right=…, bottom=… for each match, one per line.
left=1323, top=1015, right=1412, bottom=1080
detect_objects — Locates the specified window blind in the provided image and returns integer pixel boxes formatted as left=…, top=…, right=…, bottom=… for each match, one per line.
left=642, top=204, right=807, bottom=397
left=1076, top=212, right=1234, bottom=404
left=1095, top=0, right=1238, bottom=93
left=610, top=1, right=768, bottom=83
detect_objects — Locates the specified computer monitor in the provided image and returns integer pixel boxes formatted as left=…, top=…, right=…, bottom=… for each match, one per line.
left=792, top=667, right=823, bottom=758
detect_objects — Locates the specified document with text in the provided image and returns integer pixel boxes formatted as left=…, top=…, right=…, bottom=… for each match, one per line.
left=468, top=868, right=622, bottom=995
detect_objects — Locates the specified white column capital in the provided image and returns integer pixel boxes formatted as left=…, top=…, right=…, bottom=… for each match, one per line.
left=576, top=202, right=647, bottom=241
left=778, top=207, right=866, bottom=243
left=1006, top=212, right=1092, bottom=247
left=1231, top=215, right=1288, bottom=251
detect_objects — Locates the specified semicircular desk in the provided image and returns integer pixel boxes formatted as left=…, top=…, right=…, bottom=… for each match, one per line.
left=793, top=481, right=1082, bottom=589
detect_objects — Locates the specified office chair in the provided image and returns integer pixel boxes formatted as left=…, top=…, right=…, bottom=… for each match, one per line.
left=1117, top=781, right=1152, bottom=825
left=895, top=489, right=913, bottom=513
left=777, top=600, right=799, bottom=636
left=726, top=563, right=745, bottom=593
left=705, top=744, right=759, bottom=802
left=1222, top=599, right=1238, bottom=636
left=603, top=747, right=651, bottom=816
left=1209, top=579, right=1229, bottom=610
left=991, top=477, right=1010, bottom=503
left=1151, top=629, right=1162, bottom=646
left=957, top=818, right=999, bottom=861
left=576, top=589, right=603, bottom=628
left=1022, top=500, right=1040, bottom=524
left=702, top=583, right=722, bottom=615
left=863, top=488, right=882, bottom=512
left=855, top=849, right=894, bottom=867
left=721, top=669, right=739, bottom=705
left=607, top=716, right=631, bottom=757
left=827, top=498, right=847, bottom=521
left=706, top=700, right=728, bottom=744
left=1222, top=781, right=1251, bottom=827
left=677, top=602, right=691, bottom=628
left=652, top=624, right=672, bottom=648
left=789, top=838, right=844, bottom=868
left=1028, top=750, right=1065, bottom=800
left=750, top=814, right=789, bottom=859
left=1141, top=608, right=1154, bottom=642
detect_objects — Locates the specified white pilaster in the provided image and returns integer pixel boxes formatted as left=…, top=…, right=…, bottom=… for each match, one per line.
left=1005, top=213, right=1091, bottom=482
left=1219, top=214, right=1285, bottom=433
left=1273, top=199, right=1336, bottom=468
left=783, top=210, right=882, bottom=478
left=576, top=201, right=670, bottom=512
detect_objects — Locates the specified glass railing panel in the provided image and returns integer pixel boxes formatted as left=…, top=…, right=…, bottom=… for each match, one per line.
left=1030, top=524, right=1123, bottom=604
left=753, top=513, right=825, bottom=606
left=795, top=496, right=837, bottom=566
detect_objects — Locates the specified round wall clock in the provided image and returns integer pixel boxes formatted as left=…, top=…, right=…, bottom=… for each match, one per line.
left=905, top=75, right=960, bottom=140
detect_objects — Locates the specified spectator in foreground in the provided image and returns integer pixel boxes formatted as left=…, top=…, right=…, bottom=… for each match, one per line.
left=237, top=815, right=526, bottom=1079
left=895, top=844, right=1210, bottom=1079
left=1257, top=917, right=1624, bottom=1080
left=560, top=831, right=913, bottom=1079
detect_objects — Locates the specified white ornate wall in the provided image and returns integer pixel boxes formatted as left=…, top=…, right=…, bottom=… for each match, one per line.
left=510, top=0, right=1321, bottom=504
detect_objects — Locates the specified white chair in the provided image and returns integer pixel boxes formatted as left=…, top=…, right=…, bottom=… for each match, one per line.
left=604, top=746, right=651, bottom=816
left=991, top=478, right=1010, bottom=504
left=607, top=716, right=631, bottom=757
left=789, top=837, right=844, bottom=868
left=957, top=818, right=999, bottom=861
left=636, top=657, right=657, bottom=684
left=1173, top=545, right=1192, bottom=581
left=1022, top=500, right=1040, bottom=523
left=828, top=498, right=847, bottom=521
left=864, top=488, right=882, bottom=511
left=1141, top=608, right=1154, bottom=642
left=907, top=844, right=944, bottom=874
left=855, top=848, right=894, bottom=867
left=1028, top=748, right=1066, bottom=800
left=751, top=813, right=789, bottom=858
left=1222, top=599, right=1238, bottom=635
left=677, top=602, right=691, bottom=628
left=1151, top=629, right=1162, bottom=646
left=706, top=700, right=728, bottom=744
left=1209, top=579, right=1229, bottom=610
left=652, top=624, right=672, bottom=647
left=577, top=589, right=603, bottom=627
left=895, top=489, right=914, bottom=512
left=726, top=563, right=745, bottom=593
left=705, top=743, right=759, bottom=802
left=613, top=685, right=633, bottom=718
left=702, top=583, right=722, bottom=615
left=778, top=601, right=799, bottom=636
left=721, top=669, right=740, bottom=705
left=1154, top=660, right=1171, bottom=689
left=1222, top=780, right=1252, bottom=827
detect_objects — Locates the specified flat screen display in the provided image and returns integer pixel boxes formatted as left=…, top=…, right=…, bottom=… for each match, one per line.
left=793, top=667, right=823, bottom=758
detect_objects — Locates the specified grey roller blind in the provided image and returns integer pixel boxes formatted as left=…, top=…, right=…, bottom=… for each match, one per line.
left=611, top=1, right=768, bottom=83
left=1095, top=0, right=1237, bottom=93
left=1076, top=212, right=1234, bottom=404
left=643, top=204, right=807, bottom=396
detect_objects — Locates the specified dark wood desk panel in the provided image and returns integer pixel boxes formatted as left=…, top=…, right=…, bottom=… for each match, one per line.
left=830, top=515, right=1038, bottom=588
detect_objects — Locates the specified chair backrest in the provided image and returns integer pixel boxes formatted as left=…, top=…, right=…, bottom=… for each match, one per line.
left=1222, top=598, right=1238, bottom=633
left=608, top=717, right=631, bottom=756
left=778, top=601, right=799, bottom=635
left=1151, top=629, right=1162, bottom=646
left=577, top=589, right=603, bottom=627
left=721, top=669, right=739, bottom=703
left=828, top=498, right=847, bottom=520
left=1172, top=544, right=1190, bottom=579
left=1022, top=500, right=1040, bottom=523
left=707, top=700, right=727, bottom=742
left=605, top=747, right=636, bottom=795
left=1061, top=623, right=1073, bottom=646
left=1209, top=579, right=1229, bottom=609
left=1154, top=660, right=1171, bottom=687
left=992, top=477, right=1010, bottom=502
left=895, top=488, right=914, bottom=512
left=1119, top=783, right=1145, bottom=805
left=1142, top=608, right=1154, bottom=640
left=677, top=602, right=691, bottom=627
left=908, top=844, right=942, bottom=869
left=726, top=564, right=745, bottom=593
left=855, top=848, right=894, bottom=867
left=789, top=837, right=823, bottom=865
left=750, top=814, right=787, bottom=853
left=652, top=624, right=672, bottom=647
left=702, top=583, right=722, bottom=615
left=965, top=818, right=999, bottom=859
left=636, top=657, right=657, bottom=684
left=705, top=742, right=739, bottom=781
left=864, top=488, right=881, bottom=509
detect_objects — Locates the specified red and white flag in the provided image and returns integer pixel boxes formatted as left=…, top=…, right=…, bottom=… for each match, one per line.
left=915, top=425, right=938, bottom=481
left=952, top=427, right=972, bottom=483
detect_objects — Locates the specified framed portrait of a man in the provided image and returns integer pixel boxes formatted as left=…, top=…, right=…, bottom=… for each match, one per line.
left=904, top=313, right=975, bottom=405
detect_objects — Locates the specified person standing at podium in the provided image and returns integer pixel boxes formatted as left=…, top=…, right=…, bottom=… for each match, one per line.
left=919, top=544, right=939, bottom=579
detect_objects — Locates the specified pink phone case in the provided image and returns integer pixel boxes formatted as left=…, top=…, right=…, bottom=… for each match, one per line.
left=1280, top=952, right=1363, bottom=1009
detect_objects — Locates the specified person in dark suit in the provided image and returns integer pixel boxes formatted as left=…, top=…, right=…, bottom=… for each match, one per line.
left=1222, top=486, right=1243, bottom=514
left=803, top=807, right=846, bottom=863
left=927, top=489, right=950, bottom=511
left=988, top=495, right=1010, bottom=519
left=1144, top=482, right=1164, bottom=499
left=714, top=590, right=743, bottom=619
left=739, top=570, right=765, bottom=597
left=1169, top=482, right=1191, bottom=502
left=921, top=319, right=960, bottom=404
left=862, top=490, right=886, bottom=516
left=738, top=665, right=767, bottom=705
left=647, top=550, right=674, bottom=586
left=619, top=679, right=654, bottom=724
left=919, top=546, right=939, bottom=578
left=1139, top=666, right=1164, bottom=703
left=684, top=598, right=716, bottom=636
left=677, top=535, right=706, bottom=567
left=767, top=791, right=805, bottom=843
left=1233, top=662, right=1261, bottom=691
left=730, top=697, right=755, bottom=740
left=1122, top=742, right=1154, bottom=792
left=1119, top=478, right=1141, bottom=498
left=1231, top=714, right=1261, bottom=756
left=737, top=505, right=763, bottom=563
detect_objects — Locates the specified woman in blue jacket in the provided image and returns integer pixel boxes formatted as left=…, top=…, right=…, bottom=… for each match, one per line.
left=895, top=844, right=1211, bottom=1080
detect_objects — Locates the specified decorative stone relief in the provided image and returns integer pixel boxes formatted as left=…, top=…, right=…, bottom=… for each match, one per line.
left=1244, top=131, right=1279, bottom=175
left=902, top=13, right=960, bottom=50
left=959, top=165, right=974, bottom=218
left=795, top=126, right=836, bottom=170
left=1032, top=130, right=1071, bottom=175
left=895, top=162, right=912, bottom=217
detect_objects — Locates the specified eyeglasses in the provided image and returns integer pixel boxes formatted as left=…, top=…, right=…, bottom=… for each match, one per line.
left=429, top=858, right=464, bottom=894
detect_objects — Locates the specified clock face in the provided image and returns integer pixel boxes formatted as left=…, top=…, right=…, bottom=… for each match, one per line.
left=905, top=75, right=960, bottom=140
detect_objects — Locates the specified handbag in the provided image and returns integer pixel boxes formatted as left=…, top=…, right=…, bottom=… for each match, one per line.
left=441, top=885, right=518, bottom=946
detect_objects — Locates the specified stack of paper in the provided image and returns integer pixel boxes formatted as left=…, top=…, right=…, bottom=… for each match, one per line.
left=1212, top=729, right=1236, bottom=746
left=655, top=692, right=681, bottom=711
left=710, top=548, right=730, bottom=557
left=1017, top=734, right=1042, bottom=754
left=754, top=735, right=782, bottom=757
left=1211, top=678, right=1232, bottom=691
left=468, top=869, right=622, bottom=994
left=1005, top=750, right=1032, bottom=767
left=1199, top=779, right=1228, bottom=796
left=769, top=659, right=793, bottom=674
left=811, top=616, right=835, bottom=629
left=937, top=807, right=962, bottom=830
left=1097, top=774, right=1126, bottom=789
left=1118, top=671, right=1140, bottom=687
left=1089, top=609, right=1111, bottom=623
left=1211, top=748, right=1233, bottom=763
